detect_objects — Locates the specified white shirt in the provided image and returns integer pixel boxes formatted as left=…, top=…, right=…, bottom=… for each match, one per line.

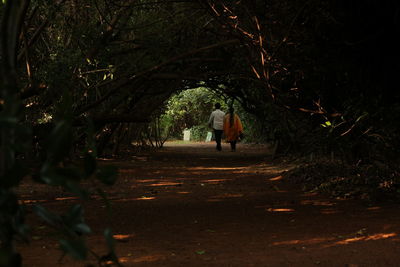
left=208, top=109, right=225, bottom=130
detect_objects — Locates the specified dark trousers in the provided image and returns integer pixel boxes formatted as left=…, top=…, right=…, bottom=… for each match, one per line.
left=214, top=129, right=223, bottom=151
left=229, top=141, right=237, bottom=151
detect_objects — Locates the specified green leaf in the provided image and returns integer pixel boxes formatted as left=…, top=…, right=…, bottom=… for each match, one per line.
left=40, top=166, right=81, bottom=186
left=62, top=205, right=91, bottom=235
left=104, top=228, right=115, bottom=252
left=33, top=205, right=61, bottom=226
left=74, top=223, right=92, bottom=235
left=40, top=166, right=66, bottom=186
left=59, top=239, right=88, bottom=260
left=65, top=204, right=83, bottom=223
left=99, top=232, right=121, bottom=266
left=196, top=250, right=206, bottom=255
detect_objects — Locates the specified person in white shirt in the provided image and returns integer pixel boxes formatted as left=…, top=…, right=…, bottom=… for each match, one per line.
left=208, top=103, right=225, bottom=151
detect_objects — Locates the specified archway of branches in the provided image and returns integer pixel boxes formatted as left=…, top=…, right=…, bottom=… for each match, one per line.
left=2, top=1, right=400, bottom=265
left=0, top=0, right=398, bottom=165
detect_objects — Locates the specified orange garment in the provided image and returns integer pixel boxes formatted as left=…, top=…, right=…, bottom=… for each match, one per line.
left=223, top=113, right=243, bottom=142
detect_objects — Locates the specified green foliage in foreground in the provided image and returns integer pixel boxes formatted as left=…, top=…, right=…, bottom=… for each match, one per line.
left=0, top=90, right=121, bottom=267
left=0, top=2, right=120, bottom=265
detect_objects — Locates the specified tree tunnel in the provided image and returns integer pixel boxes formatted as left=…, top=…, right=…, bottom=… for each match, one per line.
left=1, top=0, right=400, bottom=265
left=1, top=0, right=400, bottom=160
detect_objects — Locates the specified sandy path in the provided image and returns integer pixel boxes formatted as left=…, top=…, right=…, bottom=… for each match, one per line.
left=19, top=142, right=400, bottom=266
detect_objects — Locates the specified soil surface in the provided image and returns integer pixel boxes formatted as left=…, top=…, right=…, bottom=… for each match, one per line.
left=17, top=142, right=400, bottom=267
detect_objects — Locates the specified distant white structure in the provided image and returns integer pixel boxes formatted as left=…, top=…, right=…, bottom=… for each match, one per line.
left=205, top=131, right=212, bottom=142
left=183, top=129, right=191, bottom=141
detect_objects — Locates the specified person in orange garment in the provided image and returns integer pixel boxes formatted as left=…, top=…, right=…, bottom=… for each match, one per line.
left=223, top=106, right=244, bottom=152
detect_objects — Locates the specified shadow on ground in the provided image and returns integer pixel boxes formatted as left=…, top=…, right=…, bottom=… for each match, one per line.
left=18, top=142, right=400, bottom=267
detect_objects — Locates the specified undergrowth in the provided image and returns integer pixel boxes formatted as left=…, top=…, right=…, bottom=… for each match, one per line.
left=283, top=159, right=400, bottom=203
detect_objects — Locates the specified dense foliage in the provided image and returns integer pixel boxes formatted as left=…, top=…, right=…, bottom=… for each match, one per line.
left=162, top=87, right=219, bottom=140
left=1, top=0, right=400, bottom=265
left=2, top=0, right=398, bottom=159
left=160, top=87, right=262, bottom=142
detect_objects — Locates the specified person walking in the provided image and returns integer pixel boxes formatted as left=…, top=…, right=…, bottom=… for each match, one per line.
left=223, top=106, right=243, bottom=152
left=208, top=103, right=225, bottom=151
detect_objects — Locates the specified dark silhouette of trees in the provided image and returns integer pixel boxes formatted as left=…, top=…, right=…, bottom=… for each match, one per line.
left=1, top=0, right=399, bottom=265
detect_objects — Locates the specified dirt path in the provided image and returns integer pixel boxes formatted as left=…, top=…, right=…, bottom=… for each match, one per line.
left=18, top=142, right=400, bottom=266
